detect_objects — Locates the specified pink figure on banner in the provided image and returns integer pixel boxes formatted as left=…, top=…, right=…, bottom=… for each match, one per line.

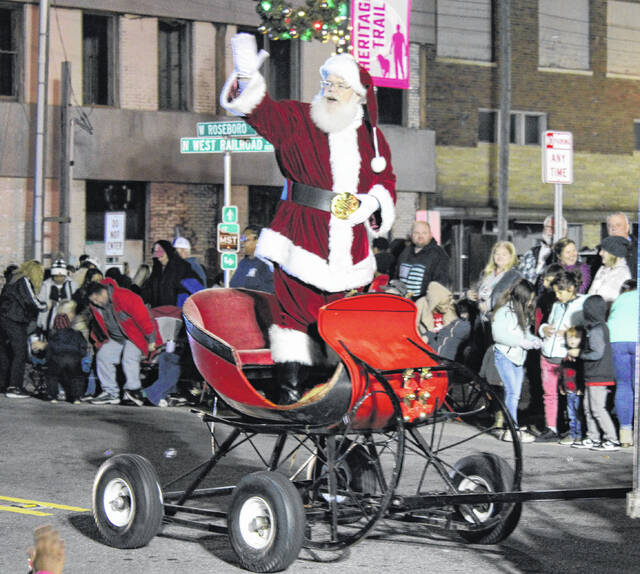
left=378, top=54, right=391, bottom=78
left=390, top=24, right=408, bottom=79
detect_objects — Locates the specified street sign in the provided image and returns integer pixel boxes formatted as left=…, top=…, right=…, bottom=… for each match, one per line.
left=221, top=252, right=238, bottom=271
left=217, top=222, right=240, bottom=253
left=104, top=212, right=125, bottom=256
left=181, top=136, right=274, bottom=154
left=197, top=121, right=257, bottom=137
left=222, top=205, right=238, bottom=224
left=542, top=131, right=573, bottom=184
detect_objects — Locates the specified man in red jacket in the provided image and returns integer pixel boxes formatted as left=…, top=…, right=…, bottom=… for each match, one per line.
left=87, top=279, right=161, bottom=405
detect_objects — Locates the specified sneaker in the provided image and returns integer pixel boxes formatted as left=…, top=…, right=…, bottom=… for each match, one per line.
left=591, top=440, right=620, bottom=452
left=157, top=399, right=169, bottom=408
left=5, top=387, right=31, bottom=399
left=90, top=391, right=121, bottom=405
left=558, top=436, right=575, bottom=446
left=535, top=428, right=559, bottom=442
left=79, top=394, right=95, bottom=403
left=501, top=429, right=535, bottom=443
left=122, top=389, right=145, bottom=407
left=56, top=390, right=66, bottom=401
left=572, top=438, right=599, bottom=449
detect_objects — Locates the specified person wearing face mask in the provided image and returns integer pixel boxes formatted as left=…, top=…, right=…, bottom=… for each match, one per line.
left=518, top=215, right=568, bottom=284
left=220, top=35, right=396, bottom=404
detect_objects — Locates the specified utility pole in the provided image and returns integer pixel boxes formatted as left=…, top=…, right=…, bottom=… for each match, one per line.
left=59, top=61, right=72, bottom=259
left=497, top=0, right=511, bottom=241
left=33, top=0, right=50, bottom=261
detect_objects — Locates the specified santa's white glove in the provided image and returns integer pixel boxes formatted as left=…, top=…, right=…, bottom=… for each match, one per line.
left=232, top=33, right=269, bottom=79
left=344, top=194, right=380, bottom=225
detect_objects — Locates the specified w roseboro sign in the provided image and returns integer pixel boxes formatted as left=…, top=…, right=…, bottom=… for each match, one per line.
left=351, top=0, right=412, bottom=89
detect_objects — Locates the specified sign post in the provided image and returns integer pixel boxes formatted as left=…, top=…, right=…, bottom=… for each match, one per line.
left=180, top=120, right=273, bottom=286
left=104, top=211, right=125, bottom=269
left=542, top=131, right=573, bottom=243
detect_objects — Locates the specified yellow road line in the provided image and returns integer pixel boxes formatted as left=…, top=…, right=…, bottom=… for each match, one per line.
left=0, top=495, right=89, bottom=512
left=0, top=505, right=53, bottom=516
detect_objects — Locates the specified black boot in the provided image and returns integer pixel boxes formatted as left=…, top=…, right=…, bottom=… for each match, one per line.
left=275, top=361, right=306, bottom=405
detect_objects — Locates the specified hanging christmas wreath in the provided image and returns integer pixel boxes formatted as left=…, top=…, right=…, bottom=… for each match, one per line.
left=253, top=0, right=352, bottom=52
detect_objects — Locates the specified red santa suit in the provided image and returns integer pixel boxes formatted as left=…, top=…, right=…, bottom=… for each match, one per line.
left=221, top=56, right=396, bottom=365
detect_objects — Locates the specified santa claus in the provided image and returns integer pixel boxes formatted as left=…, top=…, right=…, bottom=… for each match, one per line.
left=220, top=34, right=396, bottom=403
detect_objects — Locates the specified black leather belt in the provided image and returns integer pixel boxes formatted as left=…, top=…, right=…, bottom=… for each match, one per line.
left=288, top=182, right=334, bottom=212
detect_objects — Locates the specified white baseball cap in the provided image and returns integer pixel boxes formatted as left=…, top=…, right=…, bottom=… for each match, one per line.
left=172, top=237, right=191, bottom=250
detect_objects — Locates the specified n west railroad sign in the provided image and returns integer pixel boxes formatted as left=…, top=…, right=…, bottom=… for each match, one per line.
left=181, top=136, right=274, bottom=154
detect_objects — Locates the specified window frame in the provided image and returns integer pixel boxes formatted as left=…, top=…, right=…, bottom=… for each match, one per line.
left=158, top=18, right=192, bottom=111
left=0, top=2, right=23, bottom=101
left=538, top=0, right=590, bottom=72
left=478, top=109, right=547, bottom=146
left=82, top=11, right=117, bottom=107
left=436, top=0, right=496, bottom=63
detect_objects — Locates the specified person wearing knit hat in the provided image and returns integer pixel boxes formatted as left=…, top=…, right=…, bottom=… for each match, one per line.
left=172, top=237, right=207, bottom=287
left=220, top=34, right=396, bottom=404
left=37, top=259, right=77, bottom=335
left=588, top=235, right=632, bottom=304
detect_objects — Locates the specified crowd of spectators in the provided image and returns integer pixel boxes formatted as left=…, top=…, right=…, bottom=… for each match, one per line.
left=0, top=212, right=636, bottom=451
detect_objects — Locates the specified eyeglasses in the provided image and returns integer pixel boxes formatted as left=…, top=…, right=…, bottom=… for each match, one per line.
left=320, top=80, right=350, bottom=92
left=241, top=235, right=257, bottom=242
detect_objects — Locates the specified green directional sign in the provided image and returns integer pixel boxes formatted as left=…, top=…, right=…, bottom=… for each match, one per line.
left=197, top=121, right=257, bottom=137
left=222, top=205, right=238, bottom=223
left=181, top=137, right=274, bottom=154
left=221, top=252, right=238, bottom=270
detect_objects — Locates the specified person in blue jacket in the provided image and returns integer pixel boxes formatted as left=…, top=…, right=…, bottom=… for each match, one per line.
left=230, top=225, right=274, bottom=293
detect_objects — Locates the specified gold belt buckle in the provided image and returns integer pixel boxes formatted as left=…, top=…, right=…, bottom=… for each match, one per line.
left=330, top=192, right=360, bottom=219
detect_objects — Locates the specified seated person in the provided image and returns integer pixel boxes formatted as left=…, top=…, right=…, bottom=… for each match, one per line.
left=415, top=282, right=471, bottom=361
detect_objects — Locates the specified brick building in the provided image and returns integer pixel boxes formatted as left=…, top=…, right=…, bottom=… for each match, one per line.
left=0, top=0, right=637, bottom=290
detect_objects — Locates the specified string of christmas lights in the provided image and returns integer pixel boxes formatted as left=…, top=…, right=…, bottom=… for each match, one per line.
left=253, top=0, right=352, bottom=53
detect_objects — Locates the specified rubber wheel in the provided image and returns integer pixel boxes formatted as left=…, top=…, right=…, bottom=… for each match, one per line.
left=450, top=452, right=522, bottom=544
left=228, top=471, right=305, bottom=573
left=92, top=454, right=164, bottom=549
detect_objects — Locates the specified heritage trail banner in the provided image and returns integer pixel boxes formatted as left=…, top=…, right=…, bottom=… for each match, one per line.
left=351, top=0, right=411, bottom=89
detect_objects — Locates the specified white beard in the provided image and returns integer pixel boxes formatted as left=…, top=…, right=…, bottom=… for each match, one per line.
left=310, top=92, right=362, bottom=133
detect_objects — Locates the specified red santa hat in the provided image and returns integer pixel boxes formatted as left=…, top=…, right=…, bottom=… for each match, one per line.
left=320, top=54, right=387, bottom=173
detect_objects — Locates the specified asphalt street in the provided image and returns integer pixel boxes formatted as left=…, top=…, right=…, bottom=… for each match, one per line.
left=1, top=395, right=640, bottom=574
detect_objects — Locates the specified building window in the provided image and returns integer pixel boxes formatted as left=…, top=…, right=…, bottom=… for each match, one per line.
left=608, top=1, right=640, bottom=77
left=377, top=87, right=403, bottom=125
left=0, top=4, right=22, bottom=99
left=635, top=121, right=640, bottom=151
left=267, top=38, right=292, bottom=101
left=538, top=0, right=589, bottom=70
left=158, top=19, right=190, bottom=110
left=478, top=110, right=546, bottom=145
left=85, top=181, right=146, bottom=241
left=83, top=13, right=115, bottom=106
left=437, top=0, right=495, bottom=62
left=478, top=110, right=497, bottom=143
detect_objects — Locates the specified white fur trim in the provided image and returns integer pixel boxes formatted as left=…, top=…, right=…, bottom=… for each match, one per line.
left=364, top=184, right=395, bottom=238
left=220, top=72, right=266, bottom=117
left=256, top=227, right=376, bottom=292
left=269, top=324, right=324, bottom=365
left=320, top=54, right=365, bottom=95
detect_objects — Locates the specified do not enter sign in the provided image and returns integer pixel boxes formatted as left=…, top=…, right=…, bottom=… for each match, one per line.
left=542, top=131, right=573, bottom=184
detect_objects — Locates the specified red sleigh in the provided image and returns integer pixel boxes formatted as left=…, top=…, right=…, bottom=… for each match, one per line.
left=92, top=288, right=524, bottom=572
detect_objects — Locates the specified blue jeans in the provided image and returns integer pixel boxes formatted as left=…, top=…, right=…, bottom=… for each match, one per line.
left=493, top=348, right=524, bottom=427
left=566, top=391, right=582, bottom=440
left=613, top=341, right=636, bottom=429
left=144, top=352, right=181, bottom=405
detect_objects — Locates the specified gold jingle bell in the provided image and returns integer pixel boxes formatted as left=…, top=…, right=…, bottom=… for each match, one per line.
left=331, top=192, right=360, bottom=219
